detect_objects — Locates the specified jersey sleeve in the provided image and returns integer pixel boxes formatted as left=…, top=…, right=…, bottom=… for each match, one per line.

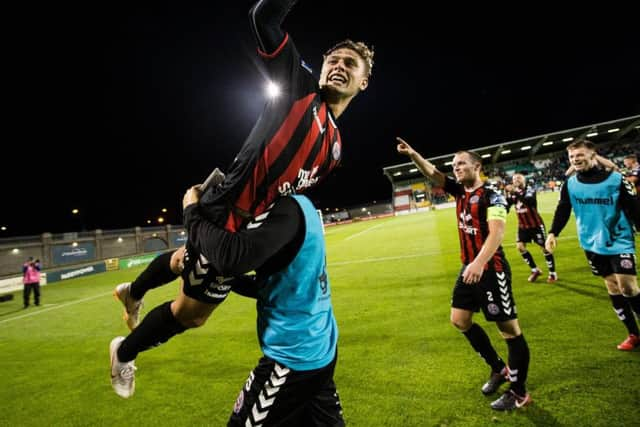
left=184, top=197, right=302, bottom=276
left=249, top=1, right=316, bottom=101
left=523, top=186, right=538, bottom=208
left=620, top=175, right=640, bottom=230
left=443, top=176, right=463, bottom=197
left=486, top=186, right=508, bottom=222
left=249, top=0, right=296, bottom=54
left=549, top=182, right=572, bottom=236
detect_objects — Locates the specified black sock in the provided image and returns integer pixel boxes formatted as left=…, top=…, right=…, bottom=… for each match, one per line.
left=463, top=323, right=505, bottom=373
left=129, top=251, right=179, bottom=300
left=609, top=294, right=640, bottom=336
left=543, top=251, right=555, bottom=273
left=117, top=301, right=187, bottom=362
left=506, top=334, right=530, bottom=396
left=520, top=251, right=536, bottom=269
left=624, top=293, right=640, bottom=321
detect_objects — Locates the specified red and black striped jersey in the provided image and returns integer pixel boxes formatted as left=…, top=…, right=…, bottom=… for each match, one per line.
left=628, top=165, right=640, bottom=194
left=506, top=186, right=544, bottom=229
left=200, top=34, right=341, bottom=231
left=443, top=177, right=508, bottom=271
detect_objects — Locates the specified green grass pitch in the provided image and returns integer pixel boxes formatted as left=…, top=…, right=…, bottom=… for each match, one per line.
left=1, top=192, right=638, bottom=426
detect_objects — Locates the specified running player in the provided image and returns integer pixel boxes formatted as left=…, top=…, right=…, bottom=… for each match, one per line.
left=546, top=140, right=640, bottom=351
left=623, top=153, right=640, bottom=194
left=506, top=173, right=557, bottom=283
left=397, top=137, right=533, bottom=411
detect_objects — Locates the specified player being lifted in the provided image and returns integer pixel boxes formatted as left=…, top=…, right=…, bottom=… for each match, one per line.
left=397, top=137, right=532, bottom=411
left=110, top=0, right=373, bottom=398
left=505, top=173, right=557, bottom=283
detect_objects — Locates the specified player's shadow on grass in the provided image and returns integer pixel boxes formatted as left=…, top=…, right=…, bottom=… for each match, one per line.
left=0, top=308, right=27, bottom=317
left=522, top=404, right=562, bottom=427
left=552, top=280, right=608, bottom=301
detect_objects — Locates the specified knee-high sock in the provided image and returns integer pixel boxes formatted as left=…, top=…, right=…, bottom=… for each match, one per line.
left=623, top=293, right=640, bottom=321
left=543, top=251, right=555, bottom=273
left=609, top=294, right=640, bottom=335
left=129, top=251, right=179, bottom=300
left=117, top=301, right=186, bottom=362
left=506, top=334, right=530, bottom=396
left=609, top=294, right=640, bottom=336
left=463, top=323, right=505, bottom=373
left=520, top=251, right=537, bottom=270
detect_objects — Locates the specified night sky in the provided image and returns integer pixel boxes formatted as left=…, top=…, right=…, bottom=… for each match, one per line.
left=3, top=2, right=639, bottom=237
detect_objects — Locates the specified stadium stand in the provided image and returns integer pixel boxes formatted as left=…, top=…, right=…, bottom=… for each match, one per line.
left=383, top=115, right=639, bottom=215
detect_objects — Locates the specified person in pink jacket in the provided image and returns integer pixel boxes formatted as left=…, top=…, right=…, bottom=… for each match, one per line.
left=22, top=257, right=41, bottom=308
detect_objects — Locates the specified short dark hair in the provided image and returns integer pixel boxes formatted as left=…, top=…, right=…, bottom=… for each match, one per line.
left=324, top=39, right=374, bottom=77
left=567, top=139, right=595, bottom=151
left=455, top=150, right=483, bottom=166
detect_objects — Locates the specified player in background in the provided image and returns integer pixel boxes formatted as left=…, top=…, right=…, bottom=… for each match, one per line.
left=112, top=0, right=373, bottom=331
left=546, top=140, right=640, bottom=351
left=397, top=137, right=532, bottom=411
left=623, top=153, right=640, bottom=194
left=505, top=174, right=557, bottom=283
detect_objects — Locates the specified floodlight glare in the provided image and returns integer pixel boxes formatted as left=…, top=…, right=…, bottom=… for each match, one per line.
left=266, top=81, right=281, bottom=98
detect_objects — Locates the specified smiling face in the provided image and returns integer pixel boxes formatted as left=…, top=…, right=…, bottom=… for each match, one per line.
left=512, top=173, right=526, bottom=189
left=319, top=47, right=369, bottom=99
left=568, top=146, right=595, bottom=172
left=452, top=152, right=482, bottom=187
left=624, top=156, right=637, bottom=169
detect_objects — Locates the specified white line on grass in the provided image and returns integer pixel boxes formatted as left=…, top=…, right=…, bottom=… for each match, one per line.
left=331, top=252, right=429, bottom=266
left=330, top=234, right=578, bottom=267
left=0, top=291, right=113, bottom=325
left=344, top=222, right=387, bottom=241
left=0, top=234, right=579, bottom=323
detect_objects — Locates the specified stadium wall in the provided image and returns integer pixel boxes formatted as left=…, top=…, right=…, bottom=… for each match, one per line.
left=0, top=225, right=186, bottom=278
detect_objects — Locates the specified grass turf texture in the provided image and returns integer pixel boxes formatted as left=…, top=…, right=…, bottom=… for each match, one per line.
left=1, top=192, right=638, bottom=426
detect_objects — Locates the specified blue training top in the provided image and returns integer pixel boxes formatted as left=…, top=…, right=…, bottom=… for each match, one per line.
left=257, top=195, right=338, bottom=371
left=567, top=171, right=635, bottom=255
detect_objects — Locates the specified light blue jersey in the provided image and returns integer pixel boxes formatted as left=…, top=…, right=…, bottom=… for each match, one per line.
left=567, top=171, right=635, bottom=255
left=257, top=195, right=337, bottom=371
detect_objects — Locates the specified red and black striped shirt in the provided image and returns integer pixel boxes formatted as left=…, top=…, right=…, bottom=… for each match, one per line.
left=443, top=177, right=508, bottom=271
left=199, top=34, right=341, bottom=232
left=506, top=186, right=544, bottom=229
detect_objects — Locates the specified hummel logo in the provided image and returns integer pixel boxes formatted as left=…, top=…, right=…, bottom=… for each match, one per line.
left=252, top=405, right=268, bottom=422
left=274, top=364, right=290, bottom=377
left=259, top=391, right=275, bottom=408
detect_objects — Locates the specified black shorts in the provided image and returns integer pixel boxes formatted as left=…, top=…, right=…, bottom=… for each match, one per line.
left=228, top=353, right=344, bottom=427
left=451, top=264, right=517, bottom=322
left=180, top=242, right=233, bottom=304
left=516, top=225, right=546, bottom=247
left=584, top=251, right=637, bottom=277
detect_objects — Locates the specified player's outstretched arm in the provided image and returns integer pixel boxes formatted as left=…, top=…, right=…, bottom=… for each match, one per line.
left=249, top=0, right=297, bottom=53
left=396, top=137, right=445, bottom=187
